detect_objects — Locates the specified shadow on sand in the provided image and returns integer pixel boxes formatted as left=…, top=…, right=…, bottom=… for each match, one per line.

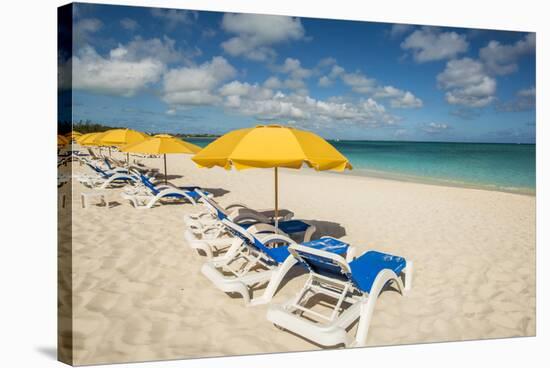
left=304, top=219, right=347, bottom=239
left=201, top=188, right=230, bottom=198
left=162, top=174, right=184, bottom=181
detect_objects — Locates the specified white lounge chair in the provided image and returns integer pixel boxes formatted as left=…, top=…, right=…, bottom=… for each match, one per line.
left=120, top=174, right=208, bottom=209
left=184, top=189, right=293, bottom=229
left=200, top=218, right=350, bottom=307
left=266, top=243, right=413, bottom=347
left=184, top=191, right=311, bottom=259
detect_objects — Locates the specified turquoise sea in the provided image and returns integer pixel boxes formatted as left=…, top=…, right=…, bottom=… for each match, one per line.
left=187, top=138, right=536, bottom=195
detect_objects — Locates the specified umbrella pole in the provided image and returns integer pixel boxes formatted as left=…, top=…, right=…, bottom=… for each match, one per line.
left=109, top=146, right=111, bottom=157
left=164, top=154, right=168, bottom=185
left=274, top=167, right=279, bottom=229
left=127, top=152, right=130, bottom=167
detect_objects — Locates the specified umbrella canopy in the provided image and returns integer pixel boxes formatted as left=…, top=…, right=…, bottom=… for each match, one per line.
left=79, top=132, right=109, bottom=146
left=57, top=134, right=69, bottom=147
left=65, top=131, right=82, bottom=139
left=96, top=128, right=149, bottom=147
left=192, top=124, right=352, bottom=225
left=121, top=136, right=202, bottom=184
left=154, top=133, right=174, bottom=138
left=76, top=132, right=95, bottom=145
left=95, top=128, right=149, bottom=163
left=192, top=125, right=351, bottom=171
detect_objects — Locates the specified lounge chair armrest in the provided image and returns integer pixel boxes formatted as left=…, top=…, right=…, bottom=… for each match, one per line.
left=247, top=223, right=280, bottom=235
left=345, top=246, right=357, bottom=262
left=225, top=203, right=250, bottom=211
left=257, top=233, right=298, bottom=246
left=229, top=208, right=270, bottom=224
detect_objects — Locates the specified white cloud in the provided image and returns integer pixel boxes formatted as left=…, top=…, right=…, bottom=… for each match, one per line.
left=318, top=76, right=332, bottom=87
left=151, top=8, right=198, bottom=28
left=389, top=24, right=414, bottom=38
left=317, top=64, right=345, bottom=87
left=221, top=13, right=305, bottom=61
left=373, top=86, right=423, bottom=108
left=263, top=76, right=283, bottom=89
left=111, top=36, right=190, bottom=65
left=201, top=28, right=217, bottom=38
left=219, top=81, right=274, bottom=101
left=479, top=33, right=535, bottom=75
left=496, top=86, right=536, bottom=112
left=163, top=56, right=236, bottom=106
left=72, top=45, right=164, bottom=97
left=518, top=86, right=535, bottom=97
left=401, top=28, right=468, bottom=62
left=316, top=63, right=422, bottom=108
left=329, top=65, right=345, bottom=78
left=394, top=129, right=407, bottom=137
left=283, top=78, right=307, bottom=90
left=265, top=57, right=313, bottom=92
left=120, top=18, right=138, bottom=31
left=278, top=57, right=312, bottom=79
left=341, top=71, right=376, bottom=94
left=422, top=122, right=450, bottom=134
left=74, top=18, right=102, bottom=45
left=392, top=91, right=423, bottom=108
left=218, top=80, right=397, bottom=127
left=437, top=58, right=496, bottom=107
left=317, top=57, right=337, bottom=67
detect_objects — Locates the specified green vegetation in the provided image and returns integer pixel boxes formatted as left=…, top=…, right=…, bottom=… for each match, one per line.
left=58, top=120, right=120, bottom=135
left=58, top=120, right=220, bottom=138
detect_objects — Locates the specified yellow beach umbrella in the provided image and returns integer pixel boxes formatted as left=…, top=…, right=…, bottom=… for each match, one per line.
left=76, top=132, right=92, bottom=143
left=57, top=134, right=69, bottom=147
left=78, top=132, right=112, bottom=158
left=154, top=133, right=174, bottom=138
left=121, top=136, right=201, bottom=184
left=78, top=132, right=102, bottom=146
left=65, top=131, right=82, bottom=140
left=192, top=124, right=352, bottom=225
left=96, top=128, right=149, bottom=146
left=96, top=128, right=149, bottom=163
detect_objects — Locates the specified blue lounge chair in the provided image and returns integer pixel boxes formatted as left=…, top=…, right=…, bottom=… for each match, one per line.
left=185, top=190, right=313, bottom=258
left=84, top=161, right=128, bottom=178
left=267, top=242, right=413, bottom=347
left=77, top=161, right=136, bottom=189
left=200, top=218, right=350, bottom=307
left=121, top=174, right=208, bottom=209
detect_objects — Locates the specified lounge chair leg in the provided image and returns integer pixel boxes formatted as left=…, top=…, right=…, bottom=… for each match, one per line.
left=354, top=269, right=400, bottom=347
left=250, top=256, right=297, bottom=306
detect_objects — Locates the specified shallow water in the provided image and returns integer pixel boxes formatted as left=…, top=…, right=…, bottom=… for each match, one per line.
left=187, top=138, right=536, bottom=195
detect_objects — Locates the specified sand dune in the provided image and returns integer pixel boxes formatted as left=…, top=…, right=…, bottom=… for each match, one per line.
left=64, top=151, right=535, bottom=365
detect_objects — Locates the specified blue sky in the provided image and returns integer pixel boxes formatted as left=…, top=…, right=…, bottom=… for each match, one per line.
left=62, top=3, right=536, bottom=143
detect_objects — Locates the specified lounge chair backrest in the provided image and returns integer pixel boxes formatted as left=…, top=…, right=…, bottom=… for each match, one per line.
left=139, top=174, right=160, bottom=195
left=289, top=243, right=352, bottom=281
left=195, top=189, right=228, bottom=220
left=104, top=158, right=113, bottom=170
left=221, top=218, right=288, bottom=264
left=86, top=162, right=108, bottom=177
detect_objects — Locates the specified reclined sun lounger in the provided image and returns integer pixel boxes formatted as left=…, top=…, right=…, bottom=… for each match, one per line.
left=102, top=157, right=160, bottom=178
left=121, top=174, right=208, bottom=209
left=184, top=189, right=293, bottom=229
left=76, top=161, right=137, bottom=188
left=266, top=243, right=413, bottom=347
left=185, top=190, right=308, bottom=258
left=200, top=218, right=350, bottom=307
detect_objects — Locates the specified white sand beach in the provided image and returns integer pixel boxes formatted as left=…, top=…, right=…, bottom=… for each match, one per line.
left=61, top=150, right=535, bottom=365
